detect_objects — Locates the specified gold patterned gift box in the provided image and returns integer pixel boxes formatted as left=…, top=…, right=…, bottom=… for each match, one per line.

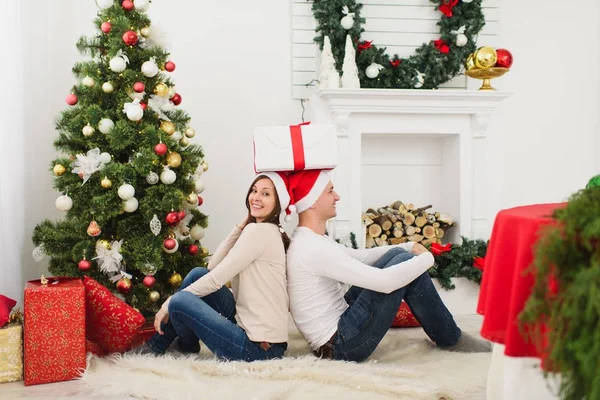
left=0, top=311, right=23, bottom=384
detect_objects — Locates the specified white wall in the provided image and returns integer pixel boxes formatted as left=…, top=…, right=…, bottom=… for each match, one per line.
left=2, top=0, right=599, bottom=301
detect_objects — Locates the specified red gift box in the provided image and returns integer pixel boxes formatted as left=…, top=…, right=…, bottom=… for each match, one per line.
left=130, top=320, right=155, bottom=349
left=24, top=277, right=86, bottom=386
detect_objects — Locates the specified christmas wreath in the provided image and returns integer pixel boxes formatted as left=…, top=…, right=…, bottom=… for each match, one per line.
left=312, top=0, right=486, bottom=89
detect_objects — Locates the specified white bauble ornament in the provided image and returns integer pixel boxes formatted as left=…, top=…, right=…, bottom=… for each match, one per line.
left=168, top=87, right=176, bottom=98
left=128, top=91, right=145, bottom=101
left=134, top=0, right=150, bottom=11
left=117, top=183, right=135, bottom=200
left=123, top=197, right=139, bottom=213
left=140, top=26, right=151, bottom=37
left=82, top=76, right=95, bottom=87
left=146, top=171, right=159, bottom=185
left=462, top=0, right=473, bottom=2
left=190, top=225, right=205, bottom=241
left=195, top=164, right=204, bottom=176
left=82, top=124, right=95, bottom=137
left=365, top=63, right=384, bottom=79
left=55, top=195, right=73, bottom=211
left=102, top=82, right=114, bottom=93
left=98, top=118, right=114, bottom=134
left=109, top=56, right=127, bottom=73
left=96, top=0, right=113, bottom=9
left=99, top=152, right=111, bottom=164
left=195, top=180, right=205, bottom=193
left=455, top=33, right=468, bottom=47
left=160, top=168, right=176, bottom=185
left=414, top=71, right=425, bottom=89
left=126, top=103, right=144, bottom=121
left=340, top=15, right=354, bottom=30
left=141, top=60, right=159, bottom=77
left=171, top=131, right=182, bottom=141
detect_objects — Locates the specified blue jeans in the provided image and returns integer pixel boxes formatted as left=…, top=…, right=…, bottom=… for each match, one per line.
left=146, top=267, right=286, bottom=361
left=332, top=248, right=461, bottom=362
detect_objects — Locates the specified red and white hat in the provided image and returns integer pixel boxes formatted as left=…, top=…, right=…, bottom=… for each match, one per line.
left=287, top=170, right=331, bottom=216
left=256, top=172, right=292, bottom=222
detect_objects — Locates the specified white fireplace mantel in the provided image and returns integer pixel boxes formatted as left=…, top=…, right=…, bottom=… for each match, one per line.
left=309, top=88, right=512, bottom=247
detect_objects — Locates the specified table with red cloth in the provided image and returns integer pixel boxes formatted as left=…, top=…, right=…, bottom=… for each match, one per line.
left=477, top=203, right=565, bottom=358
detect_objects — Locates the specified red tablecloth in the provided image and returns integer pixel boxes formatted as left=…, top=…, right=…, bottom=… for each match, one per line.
left=477, top=203, right=565, bottom=358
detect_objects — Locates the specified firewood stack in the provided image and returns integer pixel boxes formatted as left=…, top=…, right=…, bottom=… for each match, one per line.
left=362, top=201, right=455, bottom=248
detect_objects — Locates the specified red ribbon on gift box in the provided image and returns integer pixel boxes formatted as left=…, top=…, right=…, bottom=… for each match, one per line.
left=289, top=122, right=310, bottom=171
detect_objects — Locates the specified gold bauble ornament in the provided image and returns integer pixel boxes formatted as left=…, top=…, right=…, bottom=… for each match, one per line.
left=101, top=177, right=112, bottom=189
left=186, top=192, right=198, bottom=205
left=168, top=272, right=183, bottom=288
left=166, top=152, right=182, bottom=168
left=96, top=239, right=111, bottom=250
left=201, top=161, right=209, bottom=172
left=154, top=83, right=169, bottom=97
left=200, top=247, right=209, bottom=257
left=179, top=137, right=190, bottom=147
left=474, top=46, right=497, bottom=69
left=140, top=26, right=151, bottom=37
left=184, top=128, right=196, bottom=138
left=53, top=164, right=66, bottom=176
left=160, top=121, right=176, bottom=136
left=148, top=290, right=160, bottom=302
left=465, top=53, right=476, bottom=71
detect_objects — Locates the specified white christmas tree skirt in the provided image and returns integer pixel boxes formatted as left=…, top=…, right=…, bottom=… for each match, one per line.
left=5, top=315, right=490, bottom=399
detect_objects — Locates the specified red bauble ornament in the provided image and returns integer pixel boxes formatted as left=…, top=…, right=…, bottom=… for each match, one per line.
left=122, top=0, right=134, bottom=11
left=142, top=276, right=156, bottom=288
left=66, top=94, right=78, bottom=106
left=178, top=211, right=186, bottom=221
left=163, top=238, right=177, bottom=250
left=78, top=259, right=91, bottom=271
left=170, top=93, right=182, bottom=105
left=164, top=61, right=176, bottom=72
left=101, top=21, right=112, bottom=34
left=116, top=277, right=132, bottom=294
left=154, top=143, right=167, bottom=156
left=140, top=102, right=147, bottom=111
left=122, top=30, right=138, bottom=46
left=495, top=48, right=513, bottom=69
left=133, top=82, right=145, bottom=93
left=197, top=196, right=203, bottom=206
left=188, top=244, right=199, bottom=255
left=165, top=211, right=180, bottom=226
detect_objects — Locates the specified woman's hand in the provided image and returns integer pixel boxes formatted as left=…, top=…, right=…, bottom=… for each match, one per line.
left=411, top=243, right=429, bottom=255
left=154, top=307, right=169, bottom=335
left=236, top=216, right=250, bottom=231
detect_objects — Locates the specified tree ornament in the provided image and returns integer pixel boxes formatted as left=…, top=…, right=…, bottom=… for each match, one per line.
left=99, top=152, right=111, bottom=164
left=142, top=275, right=156, bottom=288
left=154, top=142, right=168, bottom=156
left=101, top=21, right=112, bottom=33
left=162, top=237, right=179, bottom=253
left=190, top=225, right=205, bottom=241
left=82, top=76, right=95, bottom=87
left=450, top=26, right=468, bottom=47
left=170, top=93, right=182, bottom=105
left=116, top=277, right=132, bottom=294
left=78, top=257, right=92, bottom=272
left=140, top=102, right=147, bottom=111
left=495, top=48, right=513, bottom=68
left=177, top=211, right=186, bottom=221
left=164, top=61, right=176, bottom=72
left=133, top=82, right=145, bottom=93
left=168, top=272, right=182, bottom=287
left=160, top=168, right=176, bottom=185
left=186, top=193, right=198, bottom=205
left=82, top=123, right=95, bottom=137
left=55, top=195, right=73, bottom=211
left=96, top=239, right=111, bottom=250
left=165, top=211, right=180, bottom=226
left=96, top=0, right=113, bottom=9
left=318, top=36, right=339, bottom=89
left=150, top=214, right=161, bottom=235
left=53, top=164, right=66, bottom=176
left=109, top=54, right=128, bottom=73
left=340, top=6, right=355, bottom=30
left=148, top=291, right=160, bottom=302
left=414, top=71, right=426, bottom=88
left=124, top=100, right=144, bottom=121
left=101, top=177, right=112, bottom=189
left=121, top=0, right=134, bottom=11
left=170, top=131, right=183, bottom=141
left=188, top=244, right=199, bottom=255
left=146, top=171, right=159, bottom=185
left=168, top=87, right=176, bottom=98
left=341, top=35, right=360, bottom=89
left=201, top=161, right=209, bottom=172
left=140, top=262, right=158, bottom=276
left=160, top=120, right=176, bottom=135
left=134, top=0, right=150, bottom=11
left=200, top=247, right=209, bottom=257
left=365, top=63, right=384, bottom=79
left=184, top=127, right=195, bottom=138
left=140, top=26, right=150, bottom=37
left=141, top=59, right=159, bottom=77
left=179, top=137, right=190, bottom=147
left=123, top=197, right=139, bottom=213
left=87, top=220, right=102, bottom=237
left=98, top=118, right=114, bottom=134
left=166, top=152, right=182, bottom=168
left=195, top=164, right=204, bottom=176
left=102, top=82, right=114, bottom=93
left=195, top=180, right=205, bottom=193
left=154, top=83, right=169, bottom=97
left=117, top=183, right=135, bottom=200
left=66, top=94, right=78, bottom=106
left=122, top=30, right=138, bottom=46
left=474, top=46, right=497, bottom=69
left=197, top=196, right=203, bottom=207
left=465, top=54, right=476, bottom=70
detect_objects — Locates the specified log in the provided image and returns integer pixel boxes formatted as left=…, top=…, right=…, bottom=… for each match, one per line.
left=362, top=213, right=374, bottom=226
left=432, top=222, right=440, bottom=228
left=413, top=205, right=433, bottom=214
left=398, top=204, right=408, bottom=215
left=421, top=239, right=433, bottom=247
left=389, top=237, right=408, bottom=245
left=390, top=201, right=404, bottom=211
left=427, top=214, right=436, bottom=224
left=368, top=224, right=382, bottom=238
left=366, top=208, right=378, bottom=216
left=435, top=228, right=445, bottom=238
left=437, top=214, right=453, bottom=225
left=407, top=234, right=424, bottom=242
left=373, top=216, right=393, bottom=232
left=393, top=227, right=404, bottom=238
left=415, top=216, right=427, bottom=228
left=365, top=234, right=375, bottom=249
left=385, top=230, right=391, bottom=236
left=403, top=213, right=415, bottom=226
left=422, top=225, right=436, bottom=239
left=374, top=237, right=386, bottom=247
left=380, top=234, right=388, bottom=241
left=407, top=203, right=415, bottom=211
left=405, top=225, right=416, bottom=236
left=395, top=221, right=403, bottom=229
left=434, top=212, right=441, bottom=219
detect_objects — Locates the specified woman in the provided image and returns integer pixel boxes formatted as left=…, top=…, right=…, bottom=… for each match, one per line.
left=138, top=172, right=291, bottom=361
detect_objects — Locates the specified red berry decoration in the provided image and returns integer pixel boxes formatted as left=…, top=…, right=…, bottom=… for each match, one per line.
left=133, top=82, right=145, bottom=93
left=164, top=61, right=176, bottom=72
left=178, top=211, right=186, bottom=221
left=165, top=211, right=180, bottom=226
left=142, top=276, right=156, bottom=288
left=170, top=93, right=182, bottom=105
left=197, top=196, right=203, bottom=206
left=495, top=48, right=513, bottom=69
left=188, top=244, right=199, bottom=255
left=163, top=237, right=177, bottom=250
left=121, top=0, right=134, bottom=10
left=66, top=94, right=78, bottom=106
left=78, top=259, right=91, bottom=271
left=122, top=30, right=138, bottom=46
left=154, top=143, right=167, bottom=156
left=101, top=21, right=112, bottom=34
left=140, top=102, right=147, bottom=111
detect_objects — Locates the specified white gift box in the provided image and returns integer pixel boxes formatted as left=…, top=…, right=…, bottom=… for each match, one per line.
left=253, top=123, right=338, bottom=172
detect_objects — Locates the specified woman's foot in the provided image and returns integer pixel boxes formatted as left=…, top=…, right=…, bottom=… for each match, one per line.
left=441, top=331, right=492, bottom=353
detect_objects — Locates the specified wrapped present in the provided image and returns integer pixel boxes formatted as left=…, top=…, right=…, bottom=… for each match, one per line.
left=24, top=277, right=86, bottom=386
left=0, top=310, right=23, bottom=384
left=253, top=122, right=338, bottom=172
left=86, top=340, right=107, bottom=357
left=130, top=320, right=156, bottom=349
left=391, top=301, right=421, bottom=328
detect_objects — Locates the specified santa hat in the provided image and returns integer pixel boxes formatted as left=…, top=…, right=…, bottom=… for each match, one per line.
left=287, top=170, right=331, bottom=215
left=256, top=172, right=292, bottom=222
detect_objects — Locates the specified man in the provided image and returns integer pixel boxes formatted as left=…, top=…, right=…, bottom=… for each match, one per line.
left=286, top=170, right=491, bottom=362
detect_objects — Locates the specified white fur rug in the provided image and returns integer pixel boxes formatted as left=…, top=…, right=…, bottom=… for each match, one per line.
left=4, top=315, right=490, bottom=400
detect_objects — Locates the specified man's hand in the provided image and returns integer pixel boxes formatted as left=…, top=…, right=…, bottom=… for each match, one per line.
left=154, top=307, right=169, bottom=335
left=411, top=243, right=429, bottom=255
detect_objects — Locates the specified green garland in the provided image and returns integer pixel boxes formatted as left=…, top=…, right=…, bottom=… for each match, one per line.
left=312, top=0, right=486, bottom=89
left=428, top=237, right=487, bottom=290
left=520, top=185, right=600, bottom=400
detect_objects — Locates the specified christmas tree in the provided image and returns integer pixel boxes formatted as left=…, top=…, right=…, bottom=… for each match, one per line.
left=341, top=35, right=360, bottom=89
left=32, top=0, right=209, bottom=315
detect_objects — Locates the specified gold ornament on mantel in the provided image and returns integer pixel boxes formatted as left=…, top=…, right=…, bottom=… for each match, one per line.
left=160, top=120, right=176, bottom=136
left=166, top=152, right=182, bottom=168
left=154, top=83, right=169, bottom=97
left=465, top=54, right=476, bottom=71
left=474, top=46, right=497, bottom=69
left=53, top=164, right=66, bottom=176
left=465, top=67, right=509, bottom=91
left=464, top=46, right=508, bottom=91
left=168, top=272, right=182, bottom=287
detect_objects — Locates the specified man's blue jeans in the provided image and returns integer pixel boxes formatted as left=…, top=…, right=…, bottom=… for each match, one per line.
left=331, top=248, right=461, bottom=362
left=146, top=267, right=286, bottom=361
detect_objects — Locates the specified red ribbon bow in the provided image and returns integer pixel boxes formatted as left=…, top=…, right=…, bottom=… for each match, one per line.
left=390, top=59, right=401, bottom=68
left=434, top=39, right=450, bottom=54
left=430, top=242, right=452, bottom=256
left=439, top=0, right=459, bottom=17
left=289, top=122, right=310, bottom=171
left=473, top=256, right=486, bottom=271
left=357, top=40, right=373, bottom=52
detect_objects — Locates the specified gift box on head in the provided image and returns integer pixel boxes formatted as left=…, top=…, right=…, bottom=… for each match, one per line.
left=253, top=122, right=338, bottom=173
